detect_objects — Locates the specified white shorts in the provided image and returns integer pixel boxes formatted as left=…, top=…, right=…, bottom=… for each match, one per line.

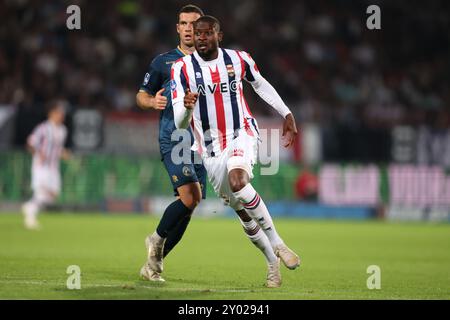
left=31, top=166, right=61, bottom=195
left=203, top=129, right=258, bottom=211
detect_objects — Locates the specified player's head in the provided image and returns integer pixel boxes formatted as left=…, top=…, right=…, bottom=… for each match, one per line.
left=177, top=4, right=204, bottom=48
left=193, top=15, right=223, bottom=59
left=47, top=100, right=66, bottom=125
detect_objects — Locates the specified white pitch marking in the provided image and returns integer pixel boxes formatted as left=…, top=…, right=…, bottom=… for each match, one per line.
left=0, top=279, right=277, bottom=293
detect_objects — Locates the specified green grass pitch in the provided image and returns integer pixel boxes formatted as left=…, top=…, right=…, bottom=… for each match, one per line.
left=0, top=212, right=449, bottom=299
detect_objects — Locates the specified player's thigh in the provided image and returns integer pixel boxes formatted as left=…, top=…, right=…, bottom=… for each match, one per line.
left=226, top=131, right=258, bottom=180
left=203, top=152, right=243, bottom=210
left=202, top=154, right=227, bottom=197
left=32, top=168, right=60, bottom=199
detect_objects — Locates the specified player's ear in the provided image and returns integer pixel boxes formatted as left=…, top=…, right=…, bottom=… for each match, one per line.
left=176, top=23, right=181, bottom=35
left=218, top=31, right=224, bottom=42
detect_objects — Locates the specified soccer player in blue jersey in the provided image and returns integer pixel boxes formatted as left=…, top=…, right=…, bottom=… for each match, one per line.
left=136, top=5, right=205, bottom=282
left=137, top=6, right=292, bottom=287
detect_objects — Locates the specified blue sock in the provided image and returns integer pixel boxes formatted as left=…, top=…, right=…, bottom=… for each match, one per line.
left=163, top=214, right=191, bottom=257
left=156, top=199, right=192, bottom=239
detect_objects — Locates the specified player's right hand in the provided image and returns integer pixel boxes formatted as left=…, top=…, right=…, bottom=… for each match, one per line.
left=153, top=88, right=167, bottom=110
left=184, top=89, right=198, bottom=109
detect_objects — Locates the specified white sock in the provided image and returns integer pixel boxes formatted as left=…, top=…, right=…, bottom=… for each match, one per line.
left=234, top=184, right=284, bottom=249
left=239, top=217, right=277, bottom=263
left=152, top=231, right=165, bottom=244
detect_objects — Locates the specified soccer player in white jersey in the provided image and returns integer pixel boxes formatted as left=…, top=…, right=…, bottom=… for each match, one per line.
left=22, top=100, right=70, bottom=230
left=171, top=15, right=300, bottom=287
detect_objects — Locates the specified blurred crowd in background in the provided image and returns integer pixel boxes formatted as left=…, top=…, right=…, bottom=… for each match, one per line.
left=1, top=0, right=449, bottom=129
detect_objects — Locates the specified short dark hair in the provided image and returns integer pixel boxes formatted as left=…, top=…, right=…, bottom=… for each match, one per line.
left=46, top=99, right=67, bottom=114
left=193, top=15, right=221, bottom=32
left=178, top=4, right=204, bottom=19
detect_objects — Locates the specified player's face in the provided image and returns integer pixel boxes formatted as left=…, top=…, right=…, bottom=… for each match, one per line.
left=49, top=107, right=65, bottom=125
left=177, top=12, right=201, bottom=48
left=194, top=21, right=222, bottom=59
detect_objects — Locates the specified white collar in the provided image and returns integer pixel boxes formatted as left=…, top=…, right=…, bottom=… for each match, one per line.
left=193, top=49, right=223, bottom=66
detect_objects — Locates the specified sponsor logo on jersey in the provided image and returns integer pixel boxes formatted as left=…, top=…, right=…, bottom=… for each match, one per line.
left=195, top=72, right=202, bottom=79
left=197, top=80, right=238, bottom=95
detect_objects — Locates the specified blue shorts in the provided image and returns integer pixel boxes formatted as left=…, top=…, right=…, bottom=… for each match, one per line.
left=162, top=151, right=207, bottom=199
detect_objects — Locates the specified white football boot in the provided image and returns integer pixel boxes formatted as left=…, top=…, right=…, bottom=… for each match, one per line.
left=266, top=258, right=282, bottom=288
left=22, top=203, right=40, bottom=230
left=275, top=243, right=300, bottom=270
left=140, top=264, right=165, bottom=282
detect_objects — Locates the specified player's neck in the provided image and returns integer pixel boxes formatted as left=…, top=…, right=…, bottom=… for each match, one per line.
left=178, top=44, right=195, bottom=55
left=199, top=50, right=218, bottom=61
left=48, top=119, right=60, bottom=126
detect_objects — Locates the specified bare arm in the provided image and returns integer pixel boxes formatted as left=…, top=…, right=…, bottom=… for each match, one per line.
left=136, top=88, right=167, bottom=110
left=27, top=127, right=44, bottom=160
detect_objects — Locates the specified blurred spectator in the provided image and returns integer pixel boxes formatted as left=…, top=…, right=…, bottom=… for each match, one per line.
left=295, top=165, right=319, bottom=201
left=0, top=0, right=448, bottom=128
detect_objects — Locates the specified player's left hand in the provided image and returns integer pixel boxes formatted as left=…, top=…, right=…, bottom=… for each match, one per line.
left=282, top=113, right=298, bottom=148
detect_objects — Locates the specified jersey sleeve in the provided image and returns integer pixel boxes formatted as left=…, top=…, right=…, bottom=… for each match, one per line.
left=139, top=55, right=164, bottom=95
left=27, top=124, right=44, bottom=150
left=171, top=60, right=193, bottom=129
left=170, top=60, right=189, bottom=106
left=239, top=51, right=264, bottom=83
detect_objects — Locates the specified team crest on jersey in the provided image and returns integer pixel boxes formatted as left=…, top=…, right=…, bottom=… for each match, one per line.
left=143, top=73, right=150, bottom=85
left=226, top=64, right=235, bottom=77
left=182, top=166, right=192, bottom=177
left=172, top=175, right=178, bottom=183
left=170, top=79, right=177, bottom=91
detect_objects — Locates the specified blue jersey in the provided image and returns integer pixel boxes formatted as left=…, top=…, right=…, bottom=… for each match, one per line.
left=139, top=47, right=193, bottom=156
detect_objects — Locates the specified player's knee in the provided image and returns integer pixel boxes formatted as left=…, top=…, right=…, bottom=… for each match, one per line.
left=228, top=174, right=248, bottom=193
left=178, top=185, right=202, bottom=210
left=180, top=196, right=200, bottom=210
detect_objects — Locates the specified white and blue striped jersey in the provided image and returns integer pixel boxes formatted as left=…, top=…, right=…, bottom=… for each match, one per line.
left=28, top=120, right=67, bottom=170
left=171, top=48, right=291, bottom=158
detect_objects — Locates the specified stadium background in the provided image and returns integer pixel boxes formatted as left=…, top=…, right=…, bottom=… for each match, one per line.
left=1, top=0, right=450, bottom=221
